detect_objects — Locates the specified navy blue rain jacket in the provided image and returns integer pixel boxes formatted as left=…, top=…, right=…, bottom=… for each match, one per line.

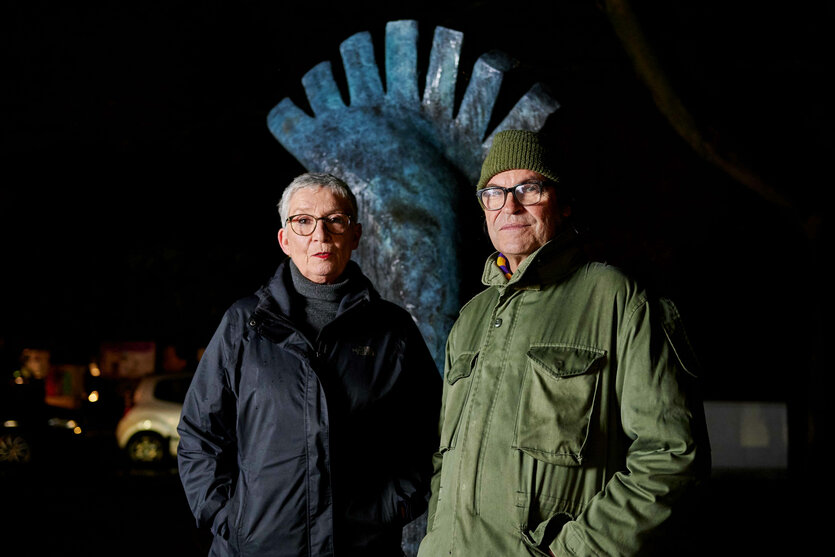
left=177, top=260, right=441, bottom=556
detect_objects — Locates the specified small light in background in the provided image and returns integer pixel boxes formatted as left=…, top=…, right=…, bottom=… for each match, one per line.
left=88, top=391, right=100, bottom=403
left=89, top=363, right=101, bottom=377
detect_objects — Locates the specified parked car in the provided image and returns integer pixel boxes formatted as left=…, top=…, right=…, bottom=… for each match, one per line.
left=115, top=373, right=192, bottom=465
left=0, top=379, right=88, bottom=466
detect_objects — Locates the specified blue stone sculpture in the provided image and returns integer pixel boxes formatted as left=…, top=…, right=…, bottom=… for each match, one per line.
left=267, top=20, right=558, bottom=374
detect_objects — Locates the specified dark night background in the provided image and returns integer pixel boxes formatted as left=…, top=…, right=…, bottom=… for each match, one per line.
left=1, top=0, right=832, bottom=554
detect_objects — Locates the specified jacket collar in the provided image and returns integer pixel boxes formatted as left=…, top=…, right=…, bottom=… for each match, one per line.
left=481, top=228, right=587, bottom=292
left=251, top=259, right=377, bottom=329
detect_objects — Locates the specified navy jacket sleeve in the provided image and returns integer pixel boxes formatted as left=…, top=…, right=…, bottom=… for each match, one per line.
left=177, top=305, right=241, bottom=538
left=383, top=317, right=442, bottom=524
left=343, top=307, right=443, bottom=528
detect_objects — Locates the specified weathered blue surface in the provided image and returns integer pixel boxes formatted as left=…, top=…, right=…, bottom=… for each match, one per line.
left=267, top=19, right=559, bottom=555
left=268, top=20, right=558, bottom=374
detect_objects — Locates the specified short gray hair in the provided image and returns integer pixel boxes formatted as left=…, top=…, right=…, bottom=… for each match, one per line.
left=277, top=172, right=359, bottom=224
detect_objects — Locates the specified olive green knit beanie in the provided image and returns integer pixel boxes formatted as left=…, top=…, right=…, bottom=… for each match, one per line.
left=476, top=129, right=559, bottom=190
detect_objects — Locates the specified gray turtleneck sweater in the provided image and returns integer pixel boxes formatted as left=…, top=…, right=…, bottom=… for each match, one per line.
left=289, top=260, right=357, bottom=339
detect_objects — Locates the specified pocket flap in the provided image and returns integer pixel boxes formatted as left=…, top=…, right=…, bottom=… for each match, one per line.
left=526, top=345, right=606, bottom=380
left=446, top=351, right=477, bottom=385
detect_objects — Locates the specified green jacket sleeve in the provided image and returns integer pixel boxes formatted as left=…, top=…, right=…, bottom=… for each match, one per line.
left=552, top=297, right=711, bottom=556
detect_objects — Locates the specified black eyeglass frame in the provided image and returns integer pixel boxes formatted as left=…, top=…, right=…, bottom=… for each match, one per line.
left=475, top=179, right=551, bottom=211
left=285, top=213, right=354, bottom=236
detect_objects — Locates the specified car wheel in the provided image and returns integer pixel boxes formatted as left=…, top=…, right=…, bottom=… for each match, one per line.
left=126, top=431, right=167, bottom=464
left=0, top=432, right=33, bottom=463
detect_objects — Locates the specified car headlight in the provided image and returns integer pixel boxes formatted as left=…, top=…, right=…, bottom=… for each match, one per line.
left=48, top=418, right=83, bottom=435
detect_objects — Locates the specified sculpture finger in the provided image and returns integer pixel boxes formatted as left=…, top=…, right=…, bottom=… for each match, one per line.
left=302, top=61, right=346, bottom=115
left=421, top=26, right=463, bottom=122
left=266, top=97, right=319, bottom=167
left=385, top=20, right=420, bottom=106
left=340, top=31, right=384, bottom=107
left=455, top=50, right=517, bottom=141
left=486, top=82, right=561, bottom=151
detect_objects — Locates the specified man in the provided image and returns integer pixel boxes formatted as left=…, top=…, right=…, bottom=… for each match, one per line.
left=417, top=130, right=710, bottom=556
left=178, top=172, right=441, bottom=556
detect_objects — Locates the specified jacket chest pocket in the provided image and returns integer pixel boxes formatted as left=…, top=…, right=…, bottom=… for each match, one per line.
left=513, top=344, right=605, bottom=466
left=439, top=351, right=477, bottom=452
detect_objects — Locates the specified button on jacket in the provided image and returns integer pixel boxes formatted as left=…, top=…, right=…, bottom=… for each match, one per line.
left=178, top=260, right=441, bottom=556
left=418, top=230, right=710, bottom=556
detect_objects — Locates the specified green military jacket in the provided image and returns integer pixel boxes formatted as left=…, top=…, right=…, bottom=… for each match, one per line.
left=418, top=230, right=709, bottom=556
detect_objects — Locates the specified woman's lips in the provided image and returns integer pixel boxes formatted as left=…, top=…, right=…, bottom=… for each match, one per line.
left=312, top=252, right=331, bottom=259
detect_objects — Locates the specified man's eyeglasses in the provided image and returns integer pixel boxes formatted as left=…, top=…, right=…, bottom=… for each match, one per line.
left=286, top=213, right=353, bottom=236
left=475, top=180, right=548, bottom=211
